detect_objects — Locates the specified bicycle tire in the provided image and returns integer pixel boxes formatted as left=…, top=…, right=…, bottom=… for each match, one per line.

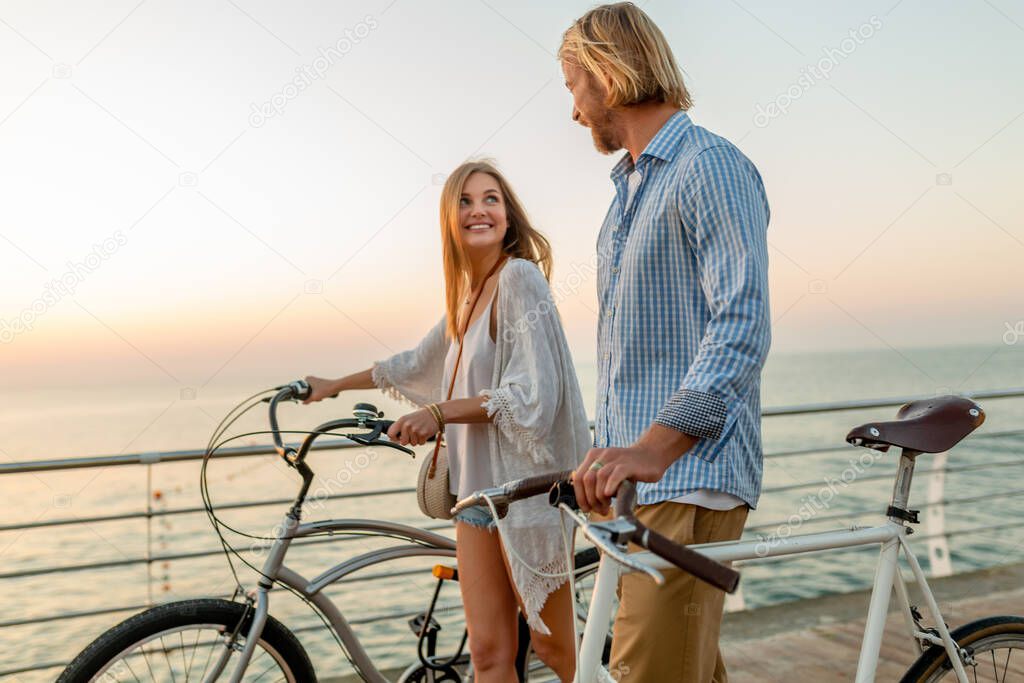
left=899, top=615, right=1024, bottom=682
left=57, top=598, right=317, bottom=683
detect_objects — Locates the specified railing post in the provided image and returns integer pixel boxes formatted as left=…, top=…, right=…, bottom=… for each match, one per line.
left=925, top=451, right=953, bottom=577
left=145, top=463, right=153, bottom=606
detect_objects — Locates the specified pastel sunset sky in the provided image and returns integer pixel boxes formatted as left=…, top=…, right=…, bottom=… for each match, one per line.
left=2, top=0, right=1022, bottom=391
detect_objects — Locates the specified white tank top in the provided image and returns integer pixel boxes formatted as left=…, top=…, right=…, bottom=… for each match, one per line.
left=442, top=296, right=496, bottom=499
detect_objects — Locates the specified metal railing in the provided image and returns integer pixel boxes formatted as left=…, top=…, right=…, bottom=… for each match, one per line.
left=2, top=387, right=1023, bottom=679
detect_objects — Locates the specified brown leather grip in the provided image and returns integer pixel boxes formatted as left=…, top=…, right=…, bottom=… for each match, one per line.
left=506, top=470, right=576, bottom=502
left=633, top=523, right=740, bottom=594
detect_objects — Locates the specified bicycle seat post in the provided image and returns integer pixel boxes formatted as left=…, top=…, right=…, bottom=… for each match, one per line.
left=887, top=448, right=921, bottom=527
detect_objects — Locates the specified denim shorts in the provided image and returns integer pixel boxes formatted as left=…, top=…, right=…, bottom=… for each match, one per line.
left=453, top=505, right=496, bottom=530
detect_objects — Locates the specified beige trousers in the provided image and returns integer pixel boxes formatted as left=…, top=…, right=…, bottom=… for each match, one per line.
left=607, top=501, right=749, bottom=683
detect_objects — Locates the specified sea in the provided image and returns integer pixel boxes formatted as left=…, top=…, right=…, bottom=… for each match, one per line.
left=2, top=343, right=1023, bottom=680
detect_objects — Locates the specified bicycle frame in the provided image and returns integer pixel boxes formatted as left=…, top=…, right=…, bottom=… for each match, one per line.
left=576, top=449, right=972, bottom=683
left=202, top=392, right=457, bottom=682
left=218, top=515, right=457, bottom=683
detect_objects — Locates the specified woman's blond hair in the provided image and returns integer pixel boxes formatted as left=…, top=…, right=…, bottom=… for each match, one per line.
left=439, top=160, right=552, bottom=340
left=559, top=2, right=692, bottom=110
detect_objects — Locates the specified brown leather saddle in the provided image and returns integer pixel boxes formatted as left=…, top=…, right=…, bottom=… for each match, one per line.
left=846, top=395, right=985, bottom=453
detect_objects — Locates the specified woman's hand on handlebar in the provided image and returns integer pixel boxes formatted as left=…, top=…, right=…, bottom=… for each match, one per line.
left=387, top=408, right=439, bottom=447
left=302, top=376, right=340, bottom=404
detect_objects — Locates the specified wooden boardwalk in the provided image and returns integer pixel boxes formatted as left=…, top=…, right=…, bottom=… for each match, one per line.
left=722, top=563, right=1024, bottom=681
left=329, top=563, right=1024, bottom=682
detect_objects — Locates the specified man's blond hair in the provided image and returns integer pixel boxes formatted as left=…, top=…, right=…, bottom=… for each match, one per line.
left=559, top=2, right=691, bottom=110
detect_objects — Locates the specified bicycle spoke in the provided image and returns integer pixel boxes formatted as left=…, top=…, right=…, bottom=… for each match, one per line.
left=140, top=642, right=159, bottom=681
left=197, top=631, right=221, bottom=681
left=991, top=650, right=998, bottom=681
left=185, top=627, right=203, bottom=681
left=1000, top=648, right=1012, bottom=683
left=180, top=631, right=190, bottom=682
left=160, top=635, right=178, bottom=683
left=249, top=660, right=278, bottom=682
left=122, top=656, right=142, bottom=683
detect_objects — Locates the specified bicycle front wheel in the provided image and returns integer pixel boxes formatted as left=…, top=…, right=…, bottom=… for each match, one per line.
left=57, top=598, right=316, bottom=683
left=900, top=615, right=1024, bottom=682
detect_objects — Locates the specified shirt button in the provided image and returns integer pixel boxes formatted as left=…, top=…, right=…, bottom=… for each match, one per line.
left=603, top=352, right=610, bottom=361
left=611, top=266, right=619, bottom=274
left=605, top=307, right=613, bottom=316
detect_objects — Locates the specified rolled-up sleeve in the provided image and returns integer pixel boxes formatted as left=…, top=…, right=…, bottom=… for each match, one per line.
left=653, top=145, right=771, bottom=453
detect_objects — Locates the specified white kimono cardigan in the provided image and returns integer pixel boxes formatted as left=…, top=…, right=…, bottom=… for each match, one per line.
left=371, top=258, right=591, bottom=633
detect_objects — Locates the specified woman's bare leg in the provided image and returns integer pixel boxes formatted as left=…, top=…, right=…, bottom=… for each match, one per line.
left=457, top=521, right=520, bottom=683
left=499, top=541, right=577, bottom=683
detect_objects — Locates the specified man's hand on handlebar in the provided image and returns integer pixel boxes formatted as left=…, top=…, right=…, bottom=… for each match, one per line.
left=574, top=425, right=698, bottom=514
left=459, top=471, right=742, bottom=593
left=387, top=408, right=439, bottom=447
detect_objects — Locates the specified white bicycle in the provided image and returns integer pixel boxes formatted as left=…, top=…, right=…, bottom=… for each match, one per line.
left=455, top=395, right=1024, bottom=683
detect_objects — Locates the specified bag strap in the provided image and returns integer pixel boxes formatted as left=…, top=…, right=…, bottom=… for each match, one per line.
left=428, top=254, right=507, bottom=477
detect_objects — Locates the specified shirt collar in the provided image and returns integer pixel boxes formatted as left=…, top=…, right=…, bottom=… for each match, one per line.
left=610, top=110, right=692, bottom=182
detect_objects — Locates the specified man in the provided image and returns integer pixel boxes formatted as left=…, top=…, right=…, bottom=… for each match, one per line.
left=562, top=4, right=771, bottom=682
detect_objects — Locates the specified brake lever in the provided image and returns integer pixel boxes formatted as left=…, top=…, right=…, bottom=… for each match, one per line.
left=570, top=512, right=664, bottom=585
left=344, top=432, right=415, bottom=457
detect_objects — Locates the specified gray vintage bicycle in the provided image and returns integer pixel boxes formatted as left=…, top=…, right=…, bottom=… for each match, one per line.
left=57, top=380, right=607, bottom=683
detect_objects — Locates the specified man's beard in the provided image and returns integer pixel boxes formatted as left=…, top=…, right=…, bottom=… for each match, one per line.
left=588, top=109, right=622, bottom=155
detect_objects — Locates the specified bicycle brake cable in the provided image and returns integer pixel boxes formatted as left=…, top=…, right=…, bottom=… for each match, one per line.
left=200, top=407, right=419, bottom=672
left=481, top=493, right=572, bottom=580
left=201, top=406, right=357, bottom=667
left=205, top=387, right=278, bottom=455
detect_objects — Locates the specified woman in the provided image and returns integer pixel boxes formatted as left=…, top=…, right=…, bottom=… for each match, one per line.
left=304, top=160, right=590, bottom=682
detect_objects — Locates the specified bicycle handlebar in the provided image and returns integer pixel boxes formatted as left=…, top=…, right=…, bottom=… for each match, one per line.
left=455, top=471, right=741, bottom=594
left=608, top=480, right=739, bottom=592
left=506, top=469, right=577, bottom=501
left=449, top=469, right=576, bottom=518
left=631, top=518, right=740, bottom=592
left=267, top=380, right=414, bottom=464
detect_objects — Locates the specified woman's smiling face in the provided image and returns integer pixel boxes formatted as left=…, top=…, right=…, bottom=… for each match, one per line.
left=458, top=171, right=508, bottom=251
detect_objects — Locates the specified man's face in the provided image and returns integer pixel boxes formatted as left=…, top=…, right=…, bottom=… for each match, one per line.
left=562, top=59, right=622, bottom=155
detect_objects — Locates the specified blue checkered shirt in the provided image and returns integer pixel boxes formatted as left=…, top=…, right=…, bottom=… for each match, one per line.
left=594, top=111, right=771, bottom=508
